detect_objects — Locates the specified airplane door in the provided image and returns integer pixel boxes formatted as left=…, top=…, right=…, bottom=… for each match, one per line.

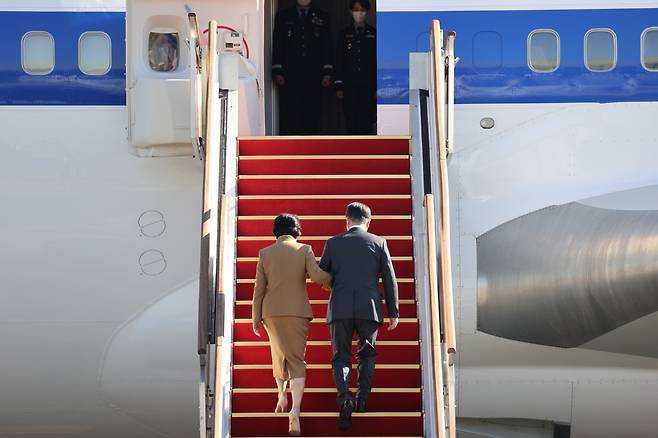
left=188, top=11, right=205, bottom=157
left=127, top=0, right=265, bottom=152
left=127, top=0, right=194, bottom=151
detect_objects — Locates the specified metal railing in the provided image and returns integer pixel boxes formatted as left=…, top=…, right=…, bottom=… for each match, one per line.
left=187, top=10, right=204, bottom=158
left=426, top=19, right=458, bottom=438
left=197, top=20, right=229, bottom=438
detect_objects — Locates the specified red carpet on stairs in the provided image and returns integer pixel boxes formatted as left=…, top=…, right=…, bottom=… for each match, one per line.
left=231, top=136, right=423, bottom=437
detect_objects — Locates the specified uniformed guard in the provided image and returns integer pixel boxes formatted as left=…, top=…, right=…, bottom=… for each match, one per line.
left=272, top=0, right=333, bottom=135
left=334, top=0, right=376, bottom=135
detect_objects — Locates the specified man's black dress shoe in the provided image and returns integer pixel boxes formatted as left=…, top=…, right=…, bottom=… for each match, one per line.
left=338, top=399, right=355, bottom=431
left=355, top=397, right=367, bottom=413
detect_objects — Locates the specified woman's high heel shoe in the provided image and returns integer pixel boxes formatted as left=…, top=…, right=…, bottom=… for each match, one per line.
left=275, top=395, right=288, bottom=413
left=288, top=411, right=301, bottom=436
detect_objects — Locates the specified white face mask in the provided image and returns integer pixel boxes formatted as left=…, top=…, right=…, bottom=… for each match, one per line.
left=297, top=0, right=311, bottom=7
left=352, top=11, right=367, bottom=24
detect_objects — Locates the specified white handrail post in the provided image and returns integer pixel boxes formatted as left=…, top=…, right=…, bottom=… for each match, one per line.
left=430, top=20, right=449, bottom=438
left=446, top=32, right=456, bottom=155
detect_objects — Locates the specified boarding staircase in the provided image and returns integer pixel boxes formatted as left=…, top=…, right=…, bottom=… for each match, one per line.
left=195, top=17, right=457, bottom=438
left=231, top=136, right=421, bottom=436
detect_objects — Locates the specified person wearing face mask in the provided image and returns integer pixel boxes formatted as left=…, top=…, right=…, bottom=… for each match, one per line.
left=272, top=0, right=333, bottom=135
left=334, top=0, right=376, bottom=135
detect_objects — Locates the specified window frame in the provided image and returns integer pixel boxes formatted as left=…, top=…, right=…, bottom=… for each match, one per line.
left=472, top=30, right=503, bottom=71
left=148, top=29, right=181, bottom=73
left=527, top=29, right=560, bottom=73
left=21, top=31, right=55, bottom=76
left=641, top=27, right=658, bottom=72
left=584, top=28, right=617, bottom=73
left=78, top=31, right=112, bottom=76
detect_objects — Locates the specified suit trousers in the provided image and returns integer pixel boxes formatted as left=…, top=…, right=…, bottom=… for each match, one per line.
left=279, top=77, right=322, bottom=135
left=329, top=318, right=379, bottom=406
left=342, top=82, right=376, bottom=135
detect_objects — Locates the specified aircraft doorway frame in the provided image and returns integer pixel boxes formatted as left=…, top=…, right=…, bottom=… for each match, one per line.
left=264, top=0, right=377, bottom=136
left=264, top=0, right=279, bottom=135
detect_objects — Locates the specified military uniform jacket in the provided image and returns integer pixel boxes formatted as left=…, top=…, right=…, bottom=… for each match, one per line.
left=272, top=6, right=333, bottom=81
left=334, top=24, right=376, bottom=90
left=319, top=227, right=399, bottom=324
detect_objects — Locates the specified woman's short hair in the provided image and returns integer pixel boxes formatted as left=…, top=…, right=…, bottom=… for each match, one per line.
left=273, top=213, right=302, bottom=238
left=350, top=0, right=371, bottom=11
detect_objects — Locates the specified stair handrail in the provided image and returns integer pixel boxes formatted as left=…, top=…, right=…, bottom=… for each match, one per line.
left=424, top=193, right=448, bottom=438
left=428, top=18, right=458, bottom=438
left=198, top=20, right=229, bottom=438
left=443, top=30, right=459, bottom=438
left=446, top=31, right=456, bottom=155
left=187, top=10, right=204, bottom=158
left=430, top=20, right=457, bottom=356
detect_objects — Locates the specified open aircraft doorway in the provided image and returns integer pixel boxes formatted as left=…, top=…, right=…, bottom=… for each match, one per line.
left=265, top=0, right=378, bottom=135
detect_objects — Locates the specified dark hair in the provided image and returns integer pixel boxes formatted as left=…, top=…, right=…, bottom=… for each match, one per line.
left=350, top=0, right=371, bottom=11
left=345, top=202, right=371, bottom=222
left=273, top=213, right=302, bottom=238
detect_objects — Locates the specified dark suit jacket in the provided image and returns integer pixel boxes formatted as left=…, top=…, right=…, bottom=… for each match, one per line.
left=319, top=226, right=399, bottom=324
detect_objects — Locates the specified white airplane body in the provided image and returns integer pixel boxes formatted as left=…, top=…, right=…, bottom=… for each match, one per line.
left=1, top=0, right=657, bottom=436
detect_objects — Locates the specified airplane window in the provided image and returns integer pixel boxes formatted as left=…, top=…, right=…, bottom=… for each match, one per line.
left=642, top=28, right=658, bottom=71
left=473, top=31, right=503, bottom=71
left=79, top=32, right=111, bottom=75
left=148, top=31, right=179, bottom=72
left=528, top=30, right=559, bottom=73
left=21, top=31, right=55, bottom=75
left=585, top=29, right=616, bottom=72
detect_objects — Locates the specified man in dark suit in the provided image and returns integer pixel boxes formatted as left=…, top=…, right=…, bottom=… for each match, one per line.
left=272, top=0, right=333, bottom=135
left=319, top=202, right=399, bottom=430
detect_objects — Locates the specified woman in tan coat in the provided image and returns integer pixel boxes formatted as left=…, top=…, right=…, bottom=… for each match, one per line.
left=252, top=213, right=331, bottom=436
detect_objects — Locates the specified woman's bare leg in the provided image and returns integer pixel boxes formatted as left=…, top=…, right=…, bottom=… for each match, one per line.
left=289, top=377, right=305, bottom=414
left=275, top=378, right=288, bottom=413
left=288, top=377, right=304, bottom=436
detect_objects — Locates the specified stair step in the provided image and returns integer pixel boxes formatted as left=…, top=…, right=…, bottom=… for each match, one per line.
left=238, top=175, right=411, bottom=195
left=237, top=215, right=412, bottom=236
left=236, top=258, right=415, bottom=278
left=235, top=281, right=416, bottom=300
left=233, top=319, right=419, bottom=342
left=238, top=156, right=409, bottom=176
left=233, top=342, right=420, bottom=365
left=236, top=236, right=412, bottom=257
left=231, top=413, right=422, bottom=437
left=234, top=300, right=417, bottom=319
left=232, top=390, right=421, bottom=413
left=238, top=195, right=412, bottom=216
left=232, top=365, right=421, bottom=388
left=238, top=136, right=411, bottom=156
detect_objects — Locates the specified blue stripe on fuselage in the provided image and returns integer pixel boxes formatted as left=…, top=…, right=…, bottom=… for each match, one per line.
left=0, top=11, right=125, bottom=106
left=377, top=8, right=658, bottom=104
